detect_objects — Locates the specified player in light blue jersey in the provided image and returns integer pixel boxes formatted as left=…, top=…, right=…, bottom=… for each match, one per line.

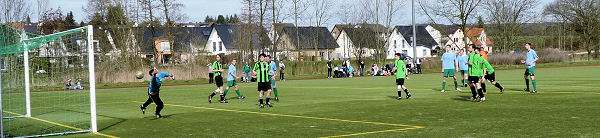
left=441, top=45, right=461, bottom=92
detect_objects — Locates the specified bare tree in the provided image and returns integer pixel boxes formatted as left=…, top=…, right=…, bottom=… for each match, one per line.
left=1, top=0, right=32, bottom=23
left=545, top=0, right=600, bottom=60
left=419, top=0, right=484, bottom=49
left=483, top=0, right=539, bottom=52
left=312, top=0, right=332, bottom=60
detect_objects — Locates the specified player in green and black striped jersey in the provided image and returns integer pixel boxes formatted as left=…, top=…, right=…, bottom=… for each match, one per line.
left=208, top=54, right=228, bottom=103
left=253, top=53, right=275, bottom=108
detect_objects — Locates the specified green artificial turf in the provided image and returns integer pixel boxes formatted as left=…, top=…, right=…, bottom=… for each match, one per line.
left=4, top=65, right=599, bottom=137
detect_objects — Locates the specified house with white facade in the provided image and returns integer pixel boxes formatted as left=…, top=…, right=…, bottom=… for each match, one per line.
left=334, top=27, right=378, bottom=60
left=445, top=27, right=494, bottom=53
left=204, top=24, right=270, bottom=55
left=387, top=25, right=439, bottom=59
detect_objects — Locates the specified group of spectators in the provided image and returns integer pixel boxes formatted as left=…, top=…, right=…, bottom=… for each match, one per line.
left=327, top=59, right=367, bottom=78
left=371, top=58, right=423, bottom=76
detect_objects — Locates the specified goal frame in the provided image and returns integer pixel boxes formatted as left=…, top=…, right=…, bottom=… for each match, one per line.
left=0, top=25, right=97, bottom=137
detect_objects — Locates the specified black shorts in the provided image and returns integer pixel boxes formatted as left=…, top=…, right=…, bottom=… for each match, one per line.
left=258, top=82, right=271, bottom=92
left=468, top=76, right=481, bottom=84
left=396, top=78, right=405, bottom=85
left=484, top=72, right=496, bottom=82
left=215, top=75, right=223, bottom=87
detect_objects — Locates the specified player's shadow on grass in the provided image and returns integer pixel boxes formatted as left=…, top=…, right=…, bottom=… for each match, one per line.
left=452, top=95, right=474, bottom=101
left=387, top=96, right=399, bottom=99
left=148, top=114, right=177, bottom=120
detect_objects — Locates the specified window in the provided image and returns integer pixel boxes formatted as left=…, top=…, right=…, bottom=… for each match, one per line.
left=160, top=41, right=170, bottom=52
left=454, top=38, right=458, bottom=42
left=213, top=42, right=216, bottom=52
left=219, top=42, right=223, bottom=51
left=402, top=40, right=405, bottom=48
left=423, top=49, right=427, bottom=57
left=394, top=40, right=397, bottom=49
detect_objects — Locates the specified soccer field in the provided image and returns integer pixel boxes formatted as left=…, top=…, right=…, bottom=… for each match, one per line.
left=11, top=65, right=600, bottom=137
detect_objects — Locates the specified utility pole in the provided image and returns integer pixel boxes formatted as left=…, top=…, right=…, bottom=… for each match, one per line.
left=412, top=0, right=417, bottom=62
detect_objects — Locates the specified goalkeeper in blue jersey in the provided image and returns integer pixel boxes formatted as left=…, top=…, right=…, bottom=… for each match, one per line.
left=140, top=68, right=174, bottom=118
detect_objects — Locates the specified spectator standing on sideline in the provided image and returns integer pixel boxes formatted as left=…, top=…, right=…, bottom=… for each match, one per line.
left=279, top=60, right=285, bottom=81
left=345, top=59, right=351, bottom=77
left=327, top=60, right=333, bottom=78
left=243, top=61, right=251, bottom=82
left=207, top=63, right=214, bottom=84
left=416, top=58, right=422, bottom=74
left=359, top=60, right=365, bottom=76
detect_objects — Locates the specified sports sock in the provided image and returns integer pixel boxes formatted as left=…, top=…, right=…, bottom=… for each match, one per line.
left=397, top=90, right=402, bottom=97
left=464, top=79, right=468, bottom=85
left=461, top=79, right=465, bottom=85
left=494, top=83, right=503, bottom=90
left=477, top=88, right=484, bottom=98
left=259, top=98, right=264, bottom=104
left=266, top=97, right=271, bottom=104
left=481, top=83, right=487, bottom=92
left=235, top=90, right=242, bottom=97
left=470, top=86, right=477, bottom=98
left=219, top=94, right=224, bottom=101
left=210, top=92, right=216, bottom=98
left=454, top=81, right=458, bottom=89
left=273, top=88, right=278, bottom=98
left=403, top=88, right=409, bottom=95
left=525, top=79, right=530, bottom=90
left=442, top=82, right=446, bottom=90
left=532, top=79, right=537, bottom=90
left=223, top=89, right=229, bottom=97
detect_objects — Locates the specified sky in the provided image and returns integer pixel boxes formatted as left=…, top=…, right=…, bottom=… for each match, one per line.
left=34, top=0, right=555, bottom=28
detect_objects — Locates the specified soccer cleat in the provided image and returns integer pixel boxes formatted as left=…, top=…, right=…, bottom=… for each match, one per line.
left=396, top=97, right=402, bottom=100
left=275, top=97, right=279, bottom=102
left=208, top=95, right=212, bottom=103
left=266, top=102, right=273, bottom=107
left=238, top=96, right=245, bottom=99
left=479, top=97, right=486, bottom=102
left=406, top=93, right=412, bottom=99
left=531, top=90, right=538, bottom=93
left=140, top=105, right=146, bottom=115
left=156, top=114, right=162, bottom=118
left=470, top=97, right=476, bottom=101
left=220, top=100, right=229, bottom=103
left=523, top=88, right=530, bottom=92
left=456, top=88, right=462, bottom=92
left=500, top=87, right=505, bottom=94
left=440, top=89, right=445, bottom=93
left=260, top=104, right=264, bottom=108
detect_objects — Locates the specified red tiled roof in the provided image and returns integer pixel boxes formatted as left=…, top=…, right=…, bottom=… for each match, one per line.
left=464, top=27, right=493, bottom=46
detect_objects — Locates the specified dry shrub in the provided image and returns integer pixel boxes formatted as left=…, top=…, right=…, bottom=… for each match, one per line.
left=488, top=48, right=568, bottom=65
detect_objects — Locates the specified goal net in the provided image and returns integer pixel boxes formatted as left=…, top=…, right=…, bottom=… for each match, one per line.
left=0, top=24, right=97, bottom=137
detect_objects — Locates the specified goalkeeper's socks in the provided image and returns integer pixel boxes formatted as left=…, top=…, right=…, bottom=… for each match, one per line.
left=223, top=89, right=229, bottom=97
left=273, top=88, right=278, bottom=98
left=397, top=90, right=402, bottom=97
left=235, top=90, right=242, bottom=97
left=403, top=88, right=409, bottom=95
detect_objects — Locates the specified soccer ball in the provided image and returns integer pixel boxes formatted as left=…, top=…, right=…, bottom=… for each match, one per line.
left=136, top=71, right=144, bottom=79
